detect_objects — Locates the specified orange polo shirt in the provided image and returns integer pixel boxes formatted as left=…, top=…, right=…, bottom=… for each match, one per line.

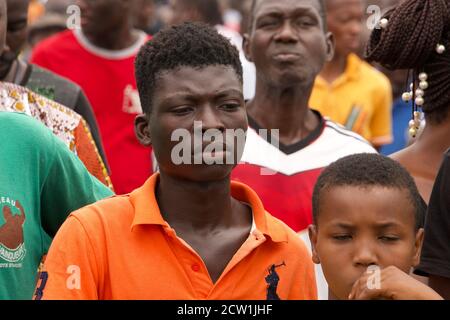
left=35, top=173, right=317, bottom=300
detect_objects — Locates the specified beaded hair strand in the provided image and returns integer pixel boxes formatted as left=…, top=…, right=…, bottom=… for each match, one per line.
left=365, top=0, right=450, bottom=132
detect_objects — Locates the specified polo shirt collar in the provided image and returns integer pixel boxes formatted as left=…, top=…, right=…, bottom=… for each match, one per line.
left=130, top=173, right=288, bottom=243
left=345, top=53, right=362, bottom=81
left=130, top=173, right=166, bottom=227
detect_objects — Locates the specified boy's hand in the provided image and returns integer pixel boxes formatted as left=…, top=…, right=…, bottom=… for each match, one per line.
left=348, top=266, right=443, bottom=300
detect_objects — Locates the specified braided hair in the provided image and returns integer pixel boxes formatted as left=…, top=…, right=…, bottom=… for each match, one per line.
left=365, top=0, right=450, bottom=124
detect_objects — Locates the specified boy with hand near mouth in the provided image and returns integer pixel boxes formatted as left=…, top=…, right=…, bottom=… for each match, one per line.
left=309, top=153, right=442, bottom=300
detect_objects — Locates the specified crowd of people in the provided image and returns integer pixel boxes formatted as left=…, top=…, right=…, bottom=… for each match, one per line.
left=0, top=0, right=449, bottom=300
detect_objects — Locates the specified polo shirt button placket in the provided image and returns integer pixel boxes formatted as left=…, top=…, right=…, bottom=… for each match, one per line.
left=189, top=263, right=210, bottom=299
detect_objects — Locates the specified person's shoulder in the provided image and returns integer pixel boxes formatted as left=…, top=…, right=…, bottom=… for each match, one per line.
left=32, top=30, right=76, bottom=55
left=0, top=111, right=65, bottom=169
left=29, top=64, right=83, bottom=93
left=0, top=111, right=48, bottom=137
left=24, top=84, right=83, bottom=127
left=321, top=117, right=376, bottom=151
left=69, top=194, right=134, bottom=231
left=0, top=86, right=57, bottom=143
left=264, top=212, right=310, bottom=254
left=357, top=57, right=392, bottom=89
left=389, top=146, right=412, bottom=166
left=28, top=64, right=83, bottom=107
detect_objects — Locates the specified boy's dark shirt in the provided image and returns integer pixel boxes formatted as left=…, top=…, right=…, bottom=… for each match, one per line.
left=415, top=149, right=450, bottom=278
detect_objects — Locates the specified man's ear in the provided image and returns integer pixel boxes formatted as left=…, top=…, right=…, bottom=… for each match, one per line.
left=242, top=33, right=253, bottom=63
left=412, top=228, right=425, bottom=267
left=308, top=224, right=321, bottom=264
left=325, top=32, right=335, bottom=62
left=135, top=114, right=152, bottom=146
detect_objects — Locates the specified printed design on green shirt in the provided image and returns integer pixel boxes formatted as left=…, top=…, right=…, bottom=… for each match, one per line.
left=0, top=197, right=27, bottom=265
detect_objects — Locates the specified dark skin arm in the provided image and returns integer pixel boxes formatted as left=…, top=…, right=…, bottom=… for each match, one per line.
left=429, top=275, right=450, bottom=300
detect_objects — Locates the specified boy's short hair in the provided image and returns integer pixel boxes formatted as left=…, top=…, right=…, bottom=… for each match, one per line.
left=312, top=153, right=426, bottom=230
left=135, top=22, right=243, bottom=115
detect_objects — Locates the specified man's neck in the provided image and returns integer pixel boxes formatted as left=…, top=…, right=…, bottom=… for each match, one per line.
left=247, top=80, right=320, bottom=146
left=416, top=117, right=450, bottom=158
left=156, top=172, right=237, bottom=232
left=319, top=53, right=348, bottom=84
left=83, top=23, right=137, bottom=50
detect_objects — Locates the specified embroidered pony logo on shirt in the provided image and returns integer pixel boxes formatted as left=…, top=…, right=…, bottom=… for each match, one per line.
left=265, top=262, right=286, bottom=300
left=0, top=199, right=26, bottom=266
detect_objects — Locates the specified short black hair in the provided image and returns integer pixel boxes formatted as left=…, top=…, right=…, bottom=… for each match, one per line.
left=135, top=22, right=243, bottom=115
left=247, top=0, right=327, bottom=33
left=312, top=153, right=426, bottom=230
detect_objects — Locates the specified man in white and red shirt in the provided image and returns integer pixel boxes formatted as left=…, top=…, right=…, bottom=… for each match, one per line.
left=231, top=0, right=376, bottom=299
left=31, top=0, right=151, bottom=194
left=233, top=112, right=375, bottom=233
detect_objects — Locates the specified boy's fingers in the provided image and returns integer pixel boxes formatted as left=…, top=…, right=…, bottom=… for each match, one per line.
left=349, top=275, right=366, bottom=299
left=355, top=286, right=383, bottom=300
left=348, top=279, right=359, bottom=299
left=351, top=272, right=386, bottom=300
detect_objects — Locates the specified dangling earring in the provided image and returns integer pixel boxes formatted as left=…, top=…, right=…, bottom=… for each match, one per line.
left=404, top=71, right=427, bottom=139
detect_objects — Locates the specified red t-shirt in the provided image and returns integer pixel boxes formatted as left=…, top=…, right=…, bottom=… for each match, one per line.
left=31, top=30, right=152, bottom=194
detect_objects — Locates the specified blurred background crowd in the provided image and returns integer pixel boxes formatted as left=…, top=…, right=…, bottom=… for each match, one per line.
left=23, top=0, right=413, bottom=157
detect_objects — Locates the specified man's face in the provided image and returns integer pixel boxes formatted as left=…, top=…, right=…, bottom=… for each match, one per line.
left=326, top=0, right=364, bottom=57
left=6, top=0, right=28, bottom=55
left=309, top=186, right=423, bottom=300
left=135, top=65, right=248, bottom=182
left=0, top=0, right=28, bottom=79
left=244, top=0, right=333, bottom=88
left=77, top=0, right=129, bottom=36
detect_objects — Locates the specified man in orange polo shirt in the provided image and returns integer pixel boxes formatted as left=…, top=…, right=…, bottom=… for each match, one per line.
left=35, top=22, right=317, bottom=300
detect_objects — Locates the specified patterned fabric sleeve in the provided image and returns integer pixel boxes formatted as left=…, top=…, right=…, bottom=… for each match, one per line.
left=74, top=119, right=114, bottom=191
left=0, top=82, right=114, bottom=191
